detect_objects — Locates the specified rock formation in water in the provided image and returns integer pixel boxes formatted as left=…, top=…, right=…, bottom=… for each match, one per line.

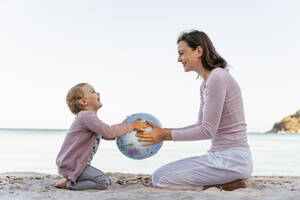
left=268, top=109, right=300, bottom=133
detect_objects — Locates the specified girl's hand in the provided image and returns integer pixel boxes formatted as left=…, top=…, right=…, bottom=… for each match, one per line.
left=135, top=121, right=172, bottom=146
left=131, top=118, right=148, bottom=131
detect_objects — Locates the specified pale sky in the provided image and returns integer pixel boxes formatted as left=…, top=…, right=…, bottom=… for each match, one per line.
left=0, top=0, right=299, bottom=132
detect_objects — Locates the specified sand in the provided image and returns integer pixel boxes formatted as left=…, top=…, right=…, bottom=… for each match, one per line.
left=0, top=172, right=300, bottom=200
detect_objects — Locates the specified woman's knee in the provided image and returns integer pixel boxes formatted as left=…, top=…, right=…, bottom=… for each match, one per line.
left=152, top=169, right=163, bottom=187
left=233, top=165, right=253, bottom=180
left=152, top=168, right=173, bottom=188
left=240, top=160, right=253, bottom=179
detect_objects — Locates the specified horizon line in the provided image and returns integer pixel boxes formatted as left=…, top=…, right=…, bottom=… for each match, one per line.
left=0, top=128, right=67, bottom=131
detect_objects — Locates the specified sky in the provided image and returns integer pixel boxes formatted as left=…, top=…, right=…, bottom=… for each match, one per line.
left=0, top=0, right=299, bottom=132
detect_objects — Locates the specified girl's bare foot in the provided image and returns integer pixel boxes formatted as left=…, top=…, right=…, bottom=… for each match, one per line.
left=53, top=179, right=68, bottom=189
left=203, top=179, right=251, bottom=191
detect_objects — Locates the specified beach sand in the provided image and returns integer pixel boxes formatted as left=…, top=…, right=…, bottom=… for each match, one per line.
left=1, top=172, right=300, bottom=200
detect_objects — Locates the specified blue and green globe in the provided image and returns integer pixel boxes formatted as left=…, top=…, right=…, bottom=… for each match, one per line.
left=116, top=113, right=163, bottom=160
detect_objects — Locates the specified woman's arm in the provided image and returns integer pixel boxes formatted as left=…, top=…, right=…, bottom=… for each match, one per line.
left=172, top=74, right=226, bottom=141
left=137, top=73, right=226, bottom=145
left=171, top=122, right=202, bottom=131
left=171, top=84, right=204, bottom=131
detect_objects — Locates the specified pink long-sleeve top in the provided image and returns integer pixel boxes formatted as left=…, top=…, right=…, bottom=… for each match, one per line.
left=171, top=68, right=249, bottom=152
left=56, top=111, right=132, bottom=182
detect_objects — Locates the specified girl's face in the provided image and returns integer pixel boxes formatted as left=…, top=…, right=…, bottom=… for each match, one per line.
left=177, top=40, right=203, bottom=73
left=81, top=84, right=102, bottom=112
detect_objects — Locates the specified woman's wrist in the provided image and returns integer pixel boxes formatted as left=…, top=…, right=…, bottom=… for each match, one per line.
left=162, top=128, right=172, bottom=141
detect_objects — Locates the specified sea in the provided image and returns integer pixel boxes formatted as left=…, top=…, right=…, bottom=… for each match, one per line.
left=0, top=129, right=299, bottom=177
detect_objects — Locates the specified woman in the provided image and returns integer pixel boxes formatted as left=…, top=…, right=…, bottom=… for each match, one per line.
left=136, top=30, right=253, bottom=190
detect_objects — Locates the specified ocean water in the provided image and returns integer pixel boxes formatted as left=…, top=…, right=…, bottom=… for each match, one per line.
left=0, top=129, right=299, bottom=176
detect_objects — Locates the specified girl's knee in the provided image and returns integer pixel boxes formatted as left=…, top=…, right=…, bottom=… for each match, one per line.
left=96, top=183, right=108, bottom=190
left=95, top=175, right=111, bottom=190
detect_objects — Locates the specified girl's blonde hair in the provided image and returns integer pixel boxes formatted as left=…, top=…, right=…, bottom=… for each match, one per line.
left=66, top=83, right=87, bottom=115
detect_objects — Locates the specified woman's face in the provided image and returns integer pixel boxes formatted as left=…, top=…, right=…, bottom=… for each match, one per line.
left=177, top=40, right=202, bottom=72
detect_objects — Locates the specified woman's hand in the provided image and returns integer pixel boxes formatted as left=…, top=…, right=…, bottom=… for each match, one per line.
left=131, top=118, right=148, bottom=131
left=135, top=121, right=172, bottom=146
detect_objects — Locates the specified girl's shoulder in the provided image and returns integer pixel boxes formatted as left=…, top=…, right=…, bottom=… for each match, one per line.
left=77, top=110, right=96, bottom=117
left=76, top=111, right=98, bottom=122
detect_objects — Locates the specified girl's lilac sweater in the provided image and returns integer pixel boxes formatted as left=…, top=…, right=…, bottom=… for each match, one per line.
left=56, top=111, right=132, bottom=182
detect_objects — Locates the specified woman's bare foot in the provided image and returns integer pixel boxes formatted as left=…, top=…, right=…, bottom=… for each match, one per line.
left=203, top=179, right=250, bottom=191
left=53, top=179, right=68, bottom=189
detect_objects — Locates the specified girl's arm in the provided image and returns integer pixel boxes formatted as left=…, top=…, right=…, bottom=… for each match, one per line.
left=80, top=111, right=147, bottom=138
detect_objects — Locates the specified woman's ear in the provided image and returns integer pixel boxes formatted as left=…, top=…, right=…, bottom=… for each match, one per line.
left=196, top=46, right=203, bottom=58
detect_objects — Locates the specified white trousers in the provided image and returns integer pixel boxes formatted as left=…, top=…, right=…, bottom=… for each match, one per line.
left=152, top=147, right=253, bottom=190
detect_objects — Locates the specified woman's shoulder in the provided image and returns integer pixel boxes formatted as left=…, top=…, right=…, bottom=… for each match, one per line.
left=211, top=68, right=241, bottom=93
left=204, top=68, right=238, bottom=92
left=211, top=67, right=228, bottom=76
left=210, top=68, right=234, bottom=82
left=207, top=68, right=227, bottom=83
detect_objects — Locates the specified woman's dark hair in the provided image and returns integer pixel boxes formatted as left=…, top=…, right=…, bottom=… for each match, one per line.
left=177, top=30, right=228, bottom=70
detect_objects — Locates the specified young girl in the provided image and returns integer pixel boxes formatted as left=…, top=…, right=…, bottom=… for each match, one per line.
left=54, top=83, right=147, bottom=190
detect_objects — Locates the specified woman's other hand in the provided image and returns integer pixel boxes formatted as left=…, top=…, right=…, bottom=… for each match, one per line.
left=135, top=121, right=172, bottom=146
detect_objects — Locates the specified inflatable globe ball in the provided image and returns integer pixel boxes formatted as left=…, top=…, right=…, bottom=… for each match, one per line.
left=116, top=113, right=163, bottom=160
